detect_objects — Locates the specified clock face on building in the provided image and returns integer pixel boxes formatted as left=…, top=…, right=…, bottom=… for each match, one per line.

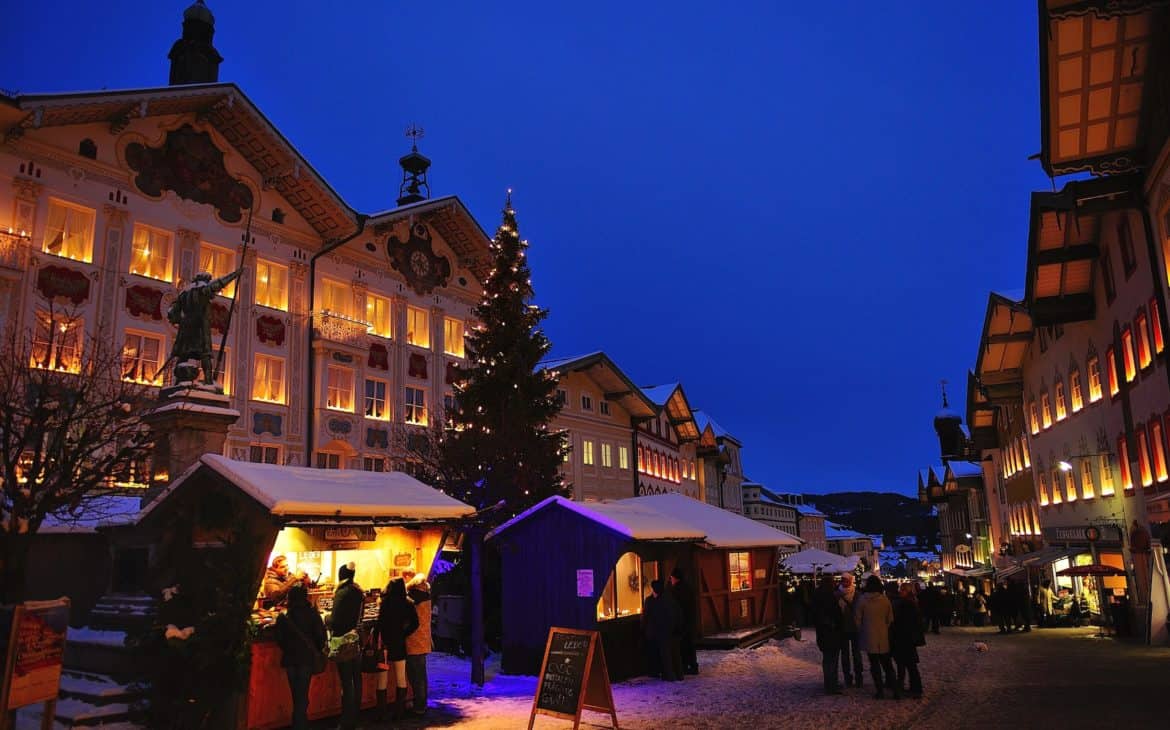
left=386, top=222, right=451, bottom=296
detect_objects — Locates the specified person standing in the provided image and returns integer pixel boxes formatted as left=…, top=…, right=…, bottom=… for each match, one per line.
left=855, top=575, right=897, bottom=700
left=890, top=583, right=924, bottom=699
left=262, top=555, right=308, bottom=607
left=1037, top=579, right=1056, bottom=628
left=972, top=590, right=989, bottom=627
left=991, top=582, right=1011, bottom=634
left=1009, top=580, right=1031, bottom=632
left=376, top=576, right=419, bottom=721
left=837, top=574, right=864, bottom=688
left=331, top=562, right=364, bottom=730
left=919, top=583, right=941, bottom=635
left=404, top=572, right=433, bottom=716
left=669, top=567, right=699, bottom=675
left=275, top=585, right=327, bottom=730
left=642, top=579, right=681, bottom=681
left=812, top=574, right=845, bottom=695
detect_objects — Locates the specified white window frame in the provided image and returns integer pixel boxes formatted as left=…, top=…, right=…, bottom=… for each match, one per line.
left=366, top=293, right=392, bottom=339
left=320, top=278, right=353, bottom=319
left=406, top=306, right=430, bottom=348
left=122, top=329, right=165, bottom=385
left=326, top=365, right=355, bottom=412
left=251, top=353, right=286, bottom=404
left=199, top=241, right=237, bottom=298
left=254, top=259, right=289, bottom=311
left=405, top=386, right=428, bottom=426
left=443, top=317, right=465, bottom=357
left=249, top=443, right=282, bottom=465
left=365, top=377, right=390, bottom=420
left=43, top=199, right=95, bottom=263
left=128, top=223, right=173, bottom=282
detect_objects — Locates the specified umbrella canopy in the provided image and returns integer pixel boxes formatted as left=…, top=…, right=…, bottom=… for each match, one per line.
left=1056, top=563, right=1125, bottom=577
left=782, top=547, right=858, bottom=575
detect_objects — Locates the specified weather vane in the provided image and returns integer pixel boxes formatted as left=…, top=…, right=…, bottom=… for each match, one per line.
left=405, top=123, right=425, bottom=150
left=940, top=379, right=949, bottom=407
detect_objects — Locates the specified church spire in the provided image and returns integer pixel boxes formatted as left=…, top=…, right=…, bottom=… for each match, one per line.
left=168, top=1, right=223, bottom=86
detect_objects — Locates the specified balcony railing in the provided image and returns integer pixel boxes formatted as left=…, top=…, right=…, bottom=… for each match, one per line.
left=312, top=311, right=371, bottom=348
left=0, top=228, right=32, bottom=270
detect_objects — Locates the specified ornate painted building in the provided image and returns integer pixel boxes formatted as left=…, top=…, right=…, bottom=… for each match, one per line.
left=0, top=2, right=492, bottom=478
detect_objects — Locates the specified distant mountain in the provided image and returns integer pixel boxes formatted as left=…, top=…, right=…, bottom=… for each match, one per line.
left=804, top=491, right=938, bottom=546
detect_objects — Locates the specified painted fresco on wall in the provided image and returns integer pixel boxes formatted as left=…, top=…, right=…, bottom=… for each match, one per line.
left=386, top=222, right=451, bottom=296
left=125, top=125, right=254, bottom=223
left=36, top=265, right=90, bottom=305
left=125, top=284, right=164, bottom=320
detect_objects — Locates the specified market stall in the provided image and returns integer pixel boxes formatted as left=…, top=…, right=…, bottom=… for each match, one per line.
left=781, top=547, right=858, bottom=575
left=488, top=493, right=801, bottom=680
left=135, top=454, right=473, bottom=729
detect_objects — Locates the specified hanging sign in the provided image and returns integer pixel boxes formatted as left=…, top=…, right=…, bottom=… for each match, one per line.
left=1, top=598, right=69, bottom=718
left=528, top=628, right=618, bottom=730
left=322, top=526, right=377, bottom=543
left=576, top=570, right=593, bottom=598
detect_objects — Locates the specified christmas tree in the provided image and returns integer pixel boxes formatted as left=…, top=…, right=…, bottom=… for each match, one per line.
left=441, top=191, right=567, bottom=516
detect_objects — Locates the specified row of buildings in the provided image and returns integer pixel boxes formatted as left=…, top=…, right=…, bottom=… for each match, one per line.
left=920, top=0, right=1170, bottom=643
left=0, top=2, right=859, bottom=555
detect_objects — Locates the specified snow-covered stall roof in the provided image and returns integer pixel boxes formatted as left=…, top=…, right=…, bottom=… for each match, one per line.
left=782, top=547, right=859, bottom=574
left=141, top=454, right=474, bottom=521
left=486, top=496, right=705, bottom=542
left=619, top=494, right=802, bottom=548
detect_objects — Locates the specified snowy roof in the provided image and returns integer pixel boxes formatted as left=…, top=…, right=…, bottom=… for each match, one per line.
left=536, top=352, right=605, bottom=372
left=693, top=411, right=739, bottom=444
left=488, top=493, right=802, bottom=548
left=825, top=522, right=869, bottom=541
left=946, top=461, right=983, bottom=480
left=39, top=495, right=143, bottom=534
left=640, top=383, right=680, bottom=407
left=992, top=288, right=1026, bottom=304
left=141, top=454, right=474, bottom=521
left=782, top=548, right=859, bottom=574
left=792, top=503, right=825, bottom=517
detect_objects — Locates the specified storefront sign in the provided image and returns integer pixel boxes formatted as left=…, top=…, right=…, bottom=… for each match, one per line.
left=955, top=544, right=971, bottom=554
left=576, top=570, right=593, bottom=598
left=1043, top=524, right=1122, bottom=546
left=322, top=526, right=376, bottom=543
left=1, top=598, right=69, bottom=712
left=394, top=552, right=413, bottom=567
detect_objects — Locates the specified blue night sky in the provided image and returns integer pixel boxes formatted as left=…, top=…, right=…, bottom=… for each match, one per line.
left=2, top=1, right=1055, bottom=496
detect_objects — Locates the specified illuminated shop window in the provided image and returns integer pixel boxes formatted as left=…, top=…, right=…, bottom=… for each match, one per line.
left=729, top=551, right=752, bottom=592
left=596, top=553, right=657, bottom=621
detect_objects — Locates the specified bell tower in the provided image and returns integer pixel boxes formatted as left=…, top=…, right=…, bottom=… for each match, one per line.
left=933, top=380, right=966, bottom=462
left=397, top=124, right=432, bottom=206
left=168, top=1, right=223, bottom=86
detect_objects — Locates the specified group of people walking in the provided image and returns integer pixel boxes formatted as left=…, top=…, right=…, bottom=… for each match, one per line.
left=813, top=574, right=924, bottom=699
left=641, top=568, right=700, bottom=681
left=274, top=562, right=433, bottom=730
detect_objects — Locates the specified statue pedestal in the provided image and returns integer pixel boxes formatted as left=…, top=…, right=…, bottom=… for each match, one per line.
left=142, top=386, right=240, bottom=505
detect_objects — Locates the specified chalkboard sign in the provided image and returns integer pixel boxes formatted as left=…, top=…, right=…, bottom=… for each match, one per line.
left=528, top=627, right=618, bottom=729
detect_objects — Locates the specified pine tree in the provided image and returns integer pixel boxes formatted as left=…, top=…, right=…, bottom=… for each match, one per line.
left=441, top=192, right=568, bottom=517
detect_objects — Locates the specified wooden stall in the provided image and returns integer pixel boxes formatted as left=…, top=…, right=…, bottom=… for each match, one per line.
left=135, top=453, right=473, bottom=729
left=489, top=493, right=801, bottom=680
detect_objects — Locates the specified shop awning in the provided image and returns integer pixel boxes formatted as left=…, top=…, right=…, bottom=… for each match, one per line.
left=781, top=548, right=859, bottom=575
left=996, top=565, right=1026, bottom=580
left=1018, top=546, right=1084, bottom=567
left=946, top=567, right=992, bottom=578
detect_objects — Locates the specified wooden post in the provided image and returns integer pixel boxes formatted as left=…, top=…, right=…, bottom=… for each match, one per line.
left=469, top=525, right=485, bottom=687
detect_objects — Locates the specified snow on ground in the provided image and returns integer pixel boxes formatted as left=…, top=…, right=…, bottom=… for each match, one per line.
left=66, top=626, right=128, bottom=647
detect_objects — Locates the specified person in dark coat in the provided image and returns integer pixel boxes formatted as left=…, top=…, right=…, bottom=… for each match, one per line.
left=669, top=567, right=699, bottom=675
left=812, top=574, right=845, bottom=695
left=330, top=562, right=364, bottom=730
left=376, top=576, right=419, bottom=721
left=836, top=574, right=864, bottom=688
left=642, top=579, right=682, bottom=681
left=919, top=584, right=941, bottom=635
left=991, top=582, right=1012, bottom=634
left=1009, top=580, right=1031, bottom=632
left=275, top=585, right=327, bottom=730
left=890, top=582, right=924, bottom=698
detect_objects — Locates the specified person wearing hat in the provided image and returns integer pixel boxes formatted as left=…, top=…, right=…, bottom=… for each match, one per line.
left=669, top=566, right=699, bottom=675
left=331, top=562, right=364, bottom=729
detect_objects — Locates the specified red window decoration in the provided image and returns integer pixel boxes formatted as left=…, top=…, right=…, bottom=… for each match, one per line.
left=1137, top=425, right=1154, bottom=487
left=1122, top=328, right=1137, bottom=382
left=1136, top=313, right=1152, bottom=369
left=368, top=342, right=389, bottom=371
left=1151, top=298, right=1165, bottom=354
left=1151, top=418, right=1168, bottom=483
left=256, top=315, right=286, bottom=346
left=1107, top=347, right=1120, bottom=396
left=1119, top=436, right=1134, bottom=490
left=36, top=264, right=90, bottom=305
left=125, top=284, right=164, bottom=320
left=408, top=353, right=428, bottom=379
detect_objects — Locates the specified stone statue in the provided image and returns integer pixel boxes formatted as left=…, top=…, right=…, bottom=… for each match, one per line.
left=166, top=269, right=242, bottom=387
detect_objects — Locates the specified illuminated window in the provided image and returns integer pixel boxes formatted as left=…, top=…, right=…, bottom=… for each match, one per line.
left=690, top=460, right=697, bottom=479
left=1136, top=313, right=1153, bottom=369
left=404, top=386, right=427, bottom=425
left=637, top=445, right=645, bottom=472
left=1029, top=401, right=1040, bottom=435
left=1107, top=347, right=1120, bottom=396
left=321, top=279, right=353, bottom=318
left=1080, top=458, right=1094, bottom=499
left=1064, top=467, right=1077, bottom=502
left=443, top=318, right=465, bottom=357
left=619, top=446, right=629, bottom=470
left=199, top=242, right=236, bottom=298
left=365, top=293, right=392, bottom=338
left=216, top=347, right=232, bottom=395
left=1070, top=371, right=1084, bottom=412
left=1120, top=436, right=1134, bottom=490
left=249, top=444, right=281, bottom=464
left=255, top=259, right=288, bottom=311
left=1122, top=329, right=1137, bottom=382
left=31, top=311, right=82, bottom=373
left=1100, top=454, right=1116, bottom=496
left=1151, top=419, right=1168, bottom=483
left=1038, top=470, right=1049, bottom=506
left=601, top=443, right=613, bottom=468
left=1087, top=357, right=1103, bottom=402
left=406, top=306, right=430, bottom=348
left=122, top=330, right=164, bottom=385
left=326, top=365, right=354, bottom=412
left=729, top=552, right=752, bottom=592
left=365, top=378, right=389, bottom=420
left=596, top=553, right=656, bottom=621
left=583, top=440, right=595, bottom=466
left=1021, top=435, right=1031, bottom=468
left=43, top=199, right=94, bottom=262
left=1050, top=469, right=1062, bottom=504
left=1137, top=426, right=1154, bottom=487
left=129, top=224, right=172, bottom=282
left=1054, top=381, right=1067, bottom=421
left=363, top=456, right=387, bottom=472
left=1040, top=392, right=1053, bottom=429
left=315, top=452, right=341, bottom=470
left=1151, top=299, right=1165, bottom=354
left=251, top=354, right=286, bottom=404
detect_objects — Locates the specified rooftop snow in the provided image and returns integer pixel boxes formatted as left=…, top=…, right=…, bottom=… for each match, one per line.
left=693, top=410, right=735, bottom=440
left=640, top=383, right=680, bottom=406
left=536, top=352, right=605, bottom=372
left=825, top=522, right=869, bottom=540
left=782, top=547, right=859, bottom=574
left=39, top=495, right=142, bottom=534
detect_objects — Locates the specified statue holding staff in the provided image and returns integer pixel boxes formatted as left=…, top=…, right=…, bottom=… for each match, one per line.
left=166, top=268, right=243, bottom=387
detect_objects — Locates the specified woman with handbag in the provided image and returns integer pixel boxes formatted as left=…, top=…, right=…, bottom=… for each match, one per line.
left=376, top=577, right=419, bottom=721
left=275, top=585, right=327, bottom=730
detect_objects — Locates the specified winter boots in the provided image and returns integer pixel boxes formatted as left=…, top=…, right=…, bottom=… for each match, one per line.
left=375, top=688, right=388, bottom=719
left=393, top=687, right=408, bottom=721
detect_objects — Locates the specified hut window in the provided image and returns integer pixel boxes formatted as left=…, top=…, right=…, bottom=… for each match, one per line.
left=596, top=552, right=651, bottom=621
left=729, top=551, right=752, bottom=592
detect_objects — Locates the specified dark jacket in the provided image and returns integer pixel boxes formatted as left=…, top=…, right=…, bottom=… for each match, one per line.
left=331, top=579, right=364, bottom=636
left=813, top=583, right=844, bottom=652
left=642, top=591, right=679, bottom=643
left=276, top=603, right=327, bottom=669
left=890, top=598, right=923, bottom=663
left=670, top=578, right=696, bottom=639
left=377, top=581, right=420, bottom=662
